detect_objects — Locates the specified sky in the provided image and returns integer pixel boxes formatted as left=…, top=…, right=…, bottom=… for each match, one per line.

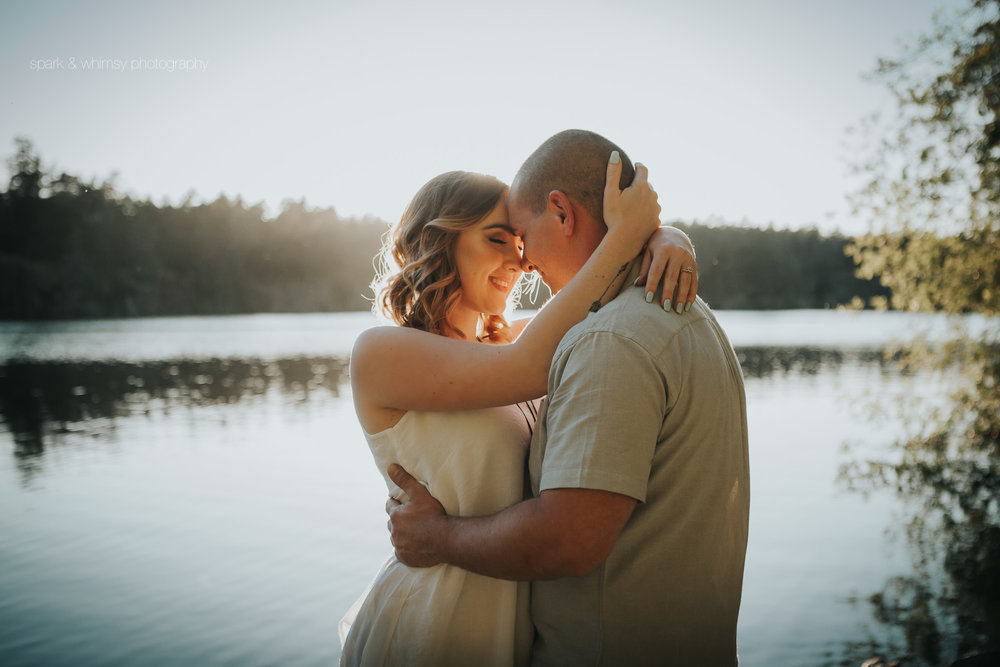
left=0, top=0, right=968, bottom=234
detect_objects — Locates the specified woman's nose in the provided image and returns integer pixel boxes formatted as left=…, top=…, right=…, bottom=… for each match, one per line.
left=504, top=244, right=525, bottom=272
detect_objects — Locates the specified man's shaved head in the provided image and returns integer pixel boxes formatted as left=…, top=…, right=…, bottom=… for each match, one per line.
left=509, top=129, right=636, bottom=225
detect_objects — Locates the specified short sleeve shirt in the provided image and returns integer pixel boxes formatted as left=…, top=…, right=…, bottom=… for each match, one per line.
left=528, top=283, right=750, bottom=667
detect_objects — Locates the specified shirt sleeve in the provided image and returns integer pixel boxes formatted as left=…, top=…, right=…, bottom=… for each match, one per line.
left=538, top=331, right=667, bottom=502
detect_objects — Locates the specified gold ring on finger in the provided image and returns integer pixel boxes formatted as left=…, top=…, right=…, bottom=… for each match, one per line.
left=680, top=266, right=694, bottom=274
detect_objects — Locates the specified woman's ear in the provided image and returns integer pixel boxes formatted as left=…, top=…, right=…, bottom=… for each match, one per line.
left=547, top=190, right=576, bottom=237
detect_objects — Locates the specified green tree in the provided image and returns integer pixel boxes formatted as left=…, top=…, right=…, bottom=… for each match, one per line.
left=0, top=139, right=388, bottom=318
left=844, top=0, right=1000, bottom=662
left=7, top=136, right=43, bottom=199
left=847, top=1, right=999, bottom=314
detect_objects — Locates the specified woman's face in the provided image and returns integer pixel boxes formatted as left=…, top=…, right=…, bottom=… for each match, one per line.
left=453, top=195, right=524, bottom=318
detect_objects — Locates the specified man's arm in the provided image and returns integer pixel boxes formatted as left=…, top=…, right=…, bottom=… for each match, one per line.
left=387, top=332, right=664, bottom=580
left=387, top=463, right=636, bottom=580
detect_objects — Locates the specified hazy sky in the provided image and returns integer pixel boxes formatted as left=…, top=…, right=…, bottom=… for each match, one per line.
left=0, top=0, right=965, bottom=233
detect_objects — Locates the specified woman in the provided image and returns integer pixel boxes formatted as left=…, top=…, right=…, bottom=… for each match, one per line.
left=340, top=155, right=696, bottom=666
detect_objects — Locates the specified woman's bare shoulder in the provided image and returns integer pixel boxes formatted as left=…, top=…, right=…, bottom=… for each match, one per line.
left=352, top=324, right=446, bottom=360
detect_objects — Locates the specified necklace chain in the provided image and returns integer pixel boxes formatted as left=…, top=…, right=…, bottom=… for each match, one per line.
left=589, top=261, right=631, bottom=313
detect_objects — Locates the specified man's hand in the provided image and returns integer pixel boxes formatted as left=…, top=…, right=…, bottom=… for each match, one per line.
left=385, top=463, right=447, bottom=568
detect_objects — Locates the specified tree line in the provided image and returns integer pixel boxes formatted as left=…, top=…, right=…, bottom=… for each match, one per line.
left=0, top=139, right=888, bottom=320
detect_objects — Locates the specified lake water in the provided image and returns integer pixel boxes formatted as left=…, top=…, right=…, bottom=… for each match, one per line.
left=0, top=310, right=977, bottom=666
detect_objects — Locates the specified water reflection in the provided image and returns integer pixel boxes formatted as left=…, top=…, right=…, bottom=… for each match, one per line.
left=6, top=313, right=972, bottom=666
left=0, top=352, right=357, bottom=667
left=0, top=346, right=877, bottom=456
left=736, top=346, right=891, bottom=378
left=841, top=341, right=1000, bottom=665
left=0, top=355, right=350, bottom=462
left=1, top=345, right=879, bottom=485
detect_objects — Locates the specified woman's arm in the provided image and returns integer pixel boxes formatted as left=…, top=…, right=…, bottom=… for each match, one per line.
left=351, top=154, right=658, bottom=416
left=501, top=226, right=698, bottom=339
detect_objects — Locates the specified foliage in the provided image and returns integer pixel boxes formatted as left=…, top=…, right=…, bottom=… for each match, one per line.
left=520, top=219, right=888, bottom=310
left=847, top=0, right=1000, bottom=316
left=0, top=140, right=887, bottom=319
left=677, top=222, right=888, bottom=310
left=843, top=0, right=1000, bottom=662
left=0, top=141, right=387, bottom=318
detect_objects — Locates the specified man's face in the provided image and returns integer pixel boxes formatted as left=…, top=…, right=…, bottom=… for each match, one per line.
left=508, top=196, right=575, bottom=294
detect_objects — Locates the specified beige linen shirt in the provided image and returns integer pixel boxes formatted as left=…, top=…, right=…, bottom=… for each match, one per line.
left=528, top=277, right=749, bottom=667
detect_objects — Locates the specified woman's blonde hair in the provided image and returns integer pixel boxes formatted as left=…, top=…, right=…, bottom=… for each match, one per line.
left=374, top=171, right=516, bottom=340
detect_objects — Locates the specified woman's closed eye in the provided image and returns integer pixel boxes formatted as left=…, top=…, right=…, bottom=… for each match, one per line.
left=488, top=232, right=523, bottom=257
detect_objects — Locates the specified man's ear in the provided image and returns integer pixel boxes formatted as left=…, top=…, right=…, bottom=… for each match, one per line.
left=547, top=190, right=576, bottom=237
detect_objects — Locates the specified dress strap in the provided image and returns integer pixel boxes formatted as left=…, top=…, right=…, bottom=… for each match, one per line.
left=515, top=400, right=539, bottom=436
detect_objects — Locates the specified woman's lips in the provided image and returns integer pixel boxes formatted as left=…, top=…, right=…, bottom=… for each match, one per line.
left=489, top=276, right=510, bottom=292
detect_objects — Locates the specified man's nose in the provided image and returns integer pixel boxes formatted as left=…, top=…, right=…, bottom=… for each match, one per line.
left=520, top=255, right=535, bottom=273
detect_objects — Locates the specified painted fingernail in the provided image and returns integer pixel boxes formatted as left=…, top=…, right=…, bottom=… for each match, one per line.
left=633, top=276, right=641, bottom=287
left=662, top=299, right=671, bottom=312
left=645, top=291, right=653, bottom=303
left=675, top=301, right=684, bottom=314
left=685, top=302, right=691, bottom=313
left=610, top=150, right=620, bottom=164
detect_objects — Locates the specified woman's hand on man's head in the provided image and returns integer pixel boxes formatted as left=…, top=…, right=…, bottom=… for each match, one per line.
left=603, top=152, right=660, bottom=254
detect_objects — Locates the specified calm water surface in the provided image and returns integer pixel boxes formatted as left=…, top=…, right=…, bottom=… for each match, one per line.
left=0, top=311, right=968, bottom=666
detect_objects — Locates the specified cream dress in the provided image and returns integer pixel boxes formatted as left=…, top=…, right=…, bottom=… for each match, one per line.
left=339, top=402, right=538, bottom=667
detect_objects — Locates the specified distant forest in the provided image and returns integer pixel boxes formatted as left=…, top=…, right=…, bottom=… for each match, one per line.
left=0, top=140, right=888, bottom=319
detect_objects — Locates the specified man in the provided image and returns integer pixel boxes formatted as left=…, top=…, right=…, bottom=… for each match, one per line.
left=387, top=129, right=750, bottom=666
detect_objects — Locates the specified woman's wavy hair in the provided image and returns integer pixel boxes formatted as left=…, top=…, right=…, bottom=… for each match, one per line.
left=373, top=171, right=518, bottom=340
